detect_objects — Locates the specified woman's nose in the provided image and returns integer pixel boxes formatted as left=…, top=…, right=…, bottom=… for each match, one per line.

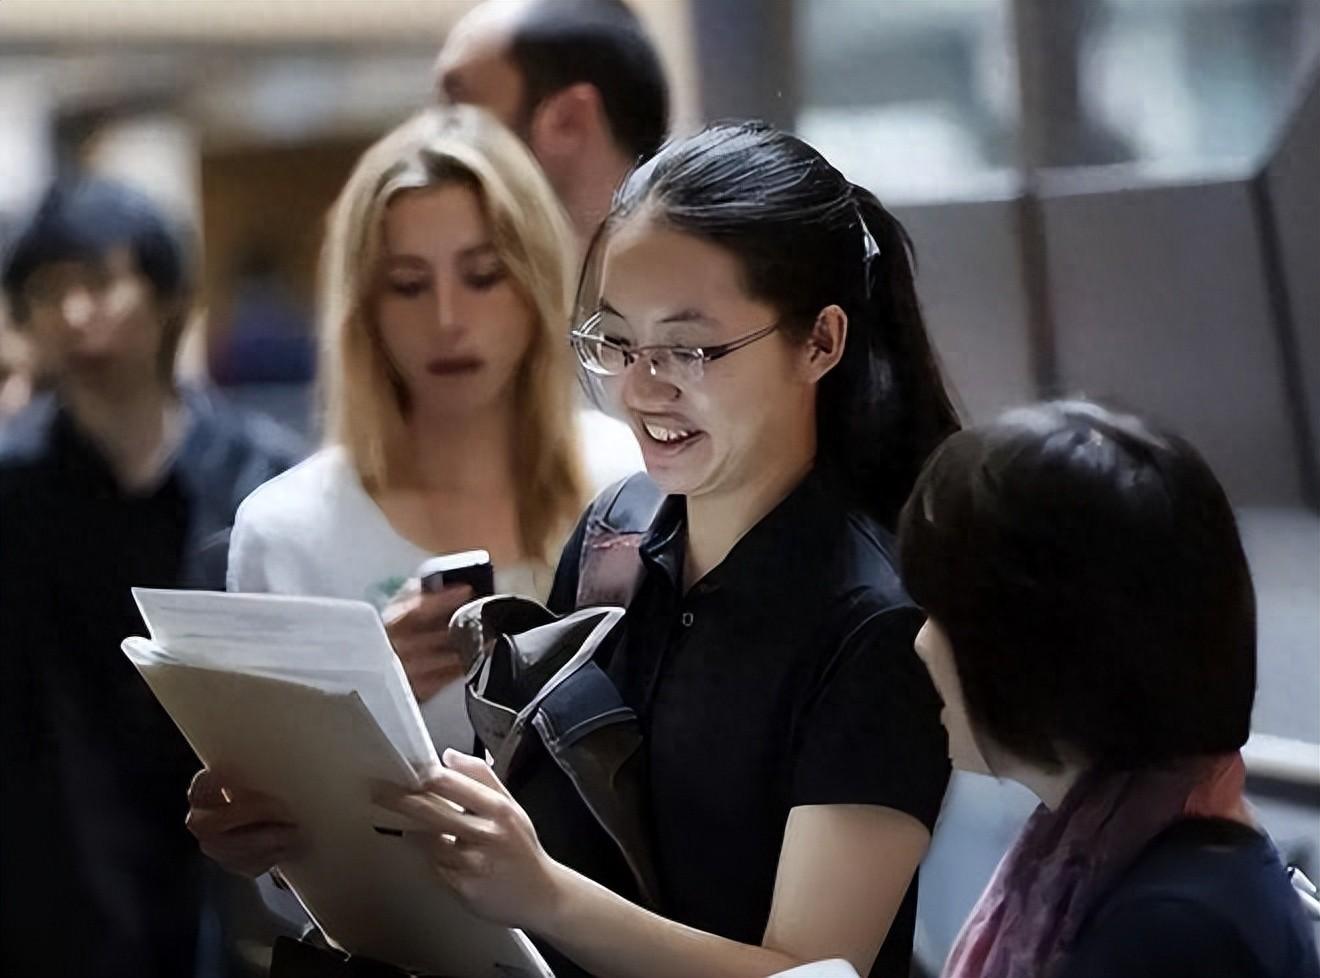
left=433, top=280, right=464, bottom=337
left=620, top=355, right=680, bottom=406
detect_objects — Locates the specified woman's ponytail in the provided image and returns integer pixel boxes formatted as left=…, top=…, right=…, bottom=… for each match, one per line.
left=816, top=186, right=959, bottom=527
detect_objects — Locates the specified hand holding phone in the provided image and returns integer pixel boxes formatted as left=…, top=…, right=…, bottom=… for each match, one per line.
left=384, top=551, right=494, bottom=702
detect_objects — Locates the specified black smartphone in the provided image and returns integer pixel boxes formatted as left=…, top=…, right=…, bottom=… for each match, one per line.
left=418, top=549, right=495, bottom=598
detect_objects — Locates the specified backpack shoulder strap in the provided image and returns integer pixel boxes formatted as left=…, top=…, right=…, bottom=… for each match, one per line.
left=575, top=472, right=665, bottom=609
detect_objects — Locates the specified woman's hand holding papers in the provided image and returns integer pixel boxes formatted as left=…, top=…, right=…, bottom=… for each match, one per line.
left=383, top=580, right=472, bottom=702
left=377, top=748, right=569, bottom=933
left=186, top=768, right=302, bottom=878
left=378, top=750, right=810, bottom=978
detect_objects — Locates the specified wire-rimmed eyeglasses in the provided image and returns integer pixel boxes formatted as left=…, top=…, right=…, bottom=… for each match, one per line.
left=570, top=310, right=780, bottom=385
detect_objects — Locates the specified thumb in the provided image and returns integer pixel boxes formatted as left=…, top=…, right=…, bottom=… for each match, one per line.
left=442, top=748, right=511, bottom=799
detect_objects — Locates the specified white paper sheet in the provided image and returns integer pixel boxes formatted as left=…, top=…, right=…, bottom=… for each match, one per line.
left=124, top=589, right=551, bottom=978
left=768, top=961, right=861, bottom=978
left=131, top=588, right=438, bottom=774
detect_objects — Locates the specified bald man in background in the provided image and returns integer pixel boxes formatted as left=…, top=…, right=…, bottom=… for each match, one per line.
left=435, top=0, right=670, bottom=249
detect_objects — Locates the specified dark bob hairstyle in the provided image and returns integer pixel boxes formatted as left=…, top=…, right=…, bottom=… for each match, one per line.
left=898, top=399, right=1256, bottom=771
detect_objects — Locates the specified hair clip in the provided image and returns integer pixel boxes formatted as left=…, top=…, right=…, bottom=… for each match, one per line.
left=855, top=206, right=881, bottom=301
left=860, top=217, right=881, bottom=261
left=860, top=215, right=881, bottom=264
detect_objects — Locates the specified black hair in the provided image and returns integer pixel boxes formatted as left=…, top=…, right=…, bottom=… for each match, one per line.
left=578, top=121, right=960, bottom=528
left=898, top=399, right=1257, bottom=771
left=509, top=0, right=669, bottom=164
left=3, top=179, right=192, bottom=380
left=3, top=178, right=191, bottom=320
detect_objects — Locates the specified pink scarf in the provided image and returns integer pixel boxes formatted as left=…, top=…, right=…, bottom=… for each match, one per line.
left=943, top=753, right=1251, bottom=978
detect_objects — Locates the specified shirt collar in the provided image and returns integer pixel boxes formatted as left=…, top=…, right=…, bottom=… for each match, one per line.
left=638, top=468, right=838, bottom=596
left=638, top=493, right=688, bottom=590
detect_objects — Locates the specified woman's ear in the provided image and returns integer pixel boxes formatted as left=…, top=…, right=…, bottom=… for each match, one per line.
left=801, top=304, right=847, bottom=383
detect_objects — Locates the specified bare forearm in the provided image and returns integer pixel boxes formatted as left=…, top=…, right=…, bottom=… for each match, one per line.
left=536, top=862, right=802, bottom=978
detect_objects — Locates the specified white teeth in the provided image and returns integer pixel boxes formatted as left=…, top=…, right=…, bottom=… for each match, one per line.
left=644, top=421, right=694, bottom=444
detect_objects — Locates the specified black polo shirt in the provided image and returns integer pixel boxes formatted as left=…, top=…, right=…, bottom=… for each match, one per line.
left=547, top=470, right=950, bottom=978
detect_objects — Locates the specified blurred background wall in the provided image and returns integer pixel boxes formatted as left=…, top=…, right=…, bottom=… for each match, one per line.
left=2, top=0, right=1316, bottom=971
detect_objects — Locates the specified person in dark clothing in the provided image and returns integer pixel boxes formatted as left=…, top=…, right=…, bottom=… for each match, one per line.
left=897, top=399, right=1320, bottom=978
left=0, top=177, right=300, bottom=978
left=365, top=122, right=961, bottom=977
left=1062, top=818, right=1318, bottom=978
left=188, top=122, right=960, bottom=976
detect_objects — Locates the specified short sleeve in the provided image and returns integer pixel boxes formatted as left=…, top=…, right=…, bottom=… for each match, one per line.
left=791, top=606, right=950, bottom=831
left=1058, top=897, right=1255, bottom=978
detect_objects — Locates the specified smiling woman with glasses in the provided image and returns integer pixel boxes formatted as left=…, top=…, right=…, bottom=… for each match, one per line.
left=371, top=120, right=964, bottom=978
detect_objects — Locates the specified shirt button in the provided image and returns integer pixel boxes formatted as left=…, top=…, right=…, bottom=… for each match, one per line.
left=680, top=611, right=694, bottom=627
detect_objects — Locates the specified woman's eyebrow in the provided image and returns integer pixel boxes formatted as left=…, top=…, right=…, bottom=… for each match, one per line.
left=658, top=308, right=719, bottom=327
left=597, top=300, right=720, bottom=329
left=456, top=242, right=498, bottom=260
left=382, top=254, right=429, bottom=269
left=383, top=243, right=496, bottom=268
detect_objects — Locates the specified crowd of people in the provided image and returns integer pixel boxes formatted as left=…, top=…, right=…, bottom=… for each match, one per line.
left=1, top=1, right=1316, bottom=977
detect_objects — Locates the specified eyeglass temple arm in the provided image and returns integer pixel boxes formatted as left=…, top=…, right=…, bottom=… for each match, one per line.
left=700, top=322, right=780, bottom=363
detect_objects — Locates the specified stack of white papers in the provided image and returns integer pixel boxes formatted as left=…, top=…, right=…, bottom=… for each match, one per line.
left=124, top=588, right=552, bottom=978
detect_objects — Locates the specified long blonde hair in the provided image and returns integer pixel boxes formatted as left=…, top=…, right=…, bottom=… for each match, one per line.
left=319, top=105, right=588, bottom=562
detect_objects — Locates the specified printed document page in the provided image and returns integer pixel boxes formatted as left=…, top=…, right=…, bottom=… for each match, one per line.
left=124, top=588, right=551, bottom=978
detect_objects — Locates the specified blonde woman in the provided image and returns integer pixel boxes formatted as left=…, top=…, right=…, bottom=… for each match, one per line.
left=224, top=105, right=639, bottom=754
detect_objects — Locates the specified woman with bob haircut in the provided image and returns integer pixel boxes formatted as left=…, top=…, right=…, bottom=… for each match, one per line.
left=898, top=399, right=1320, bottom=978
left=209, top=104, right=637, bottom=759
